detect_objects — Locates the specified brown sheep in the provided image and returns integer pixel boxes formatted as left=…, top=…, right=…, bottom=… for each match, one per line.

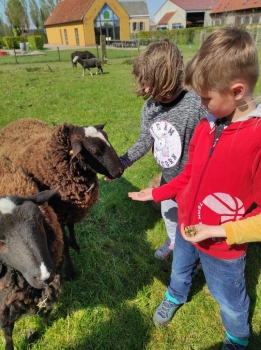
left=0, top=118, right=124, bottom=279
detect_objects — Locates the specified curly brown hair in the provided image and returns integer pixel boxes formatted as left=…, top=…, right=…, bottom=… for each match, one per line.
left=132, top=39, right=184, bottom=102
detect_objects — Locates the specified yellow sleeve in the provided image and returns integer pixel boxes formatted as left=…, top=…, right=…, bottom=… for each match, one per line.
left=223, top=213, right=261, bottom=245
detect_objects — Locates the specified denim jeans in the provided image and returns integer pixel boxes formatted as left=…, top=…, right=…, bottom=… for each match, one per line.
left=167, top=228, right=250, bottom=339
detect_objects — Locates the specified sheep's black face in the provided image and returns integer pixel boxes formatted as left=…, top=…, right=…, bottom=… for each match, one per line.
left=82, top=137, right=124, bottom=178
left=0, top=192, right=57, bottom=289
left=71, top=126, right=124, bottom=178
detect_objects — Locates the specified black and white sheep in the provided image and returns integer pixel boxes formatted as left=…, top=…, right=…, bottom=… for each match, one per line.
left=71, top=50, right=95, bottom=68
left=72, top=56, right=103, bottom=76
left=0, top=118, right=123, bottom=280
left=0, top=157, right=63, bottom=350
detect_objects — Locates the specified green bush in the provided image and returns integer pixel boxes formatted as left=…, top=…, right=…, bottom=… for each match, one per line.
left=136, top=28, right=196, bottom=45
left=2, top=36, right=20, bottom=49
left=28, top=35, right=44, bottom=49
left=28, top=30, right=48, bottom=44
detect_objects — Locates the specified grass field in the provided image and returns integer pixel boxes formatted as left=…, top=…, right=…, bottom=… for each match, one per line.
left=0, top=46, right=261, bottom=350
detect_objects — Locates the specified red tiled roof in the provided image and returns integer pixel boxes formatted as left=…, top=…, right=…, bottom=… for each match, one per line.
left=211, top=0, right=261, bottom=14
left=169, top=0, right=220, bottom=11
left=158, top=11, right=175, bottom=24
left=45, top=0, right=94, bottom=26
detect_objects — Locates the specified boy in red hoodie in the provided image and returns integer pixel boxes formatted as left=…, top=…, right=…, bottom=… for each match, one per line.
left=128, top=27, right=261, bottom=350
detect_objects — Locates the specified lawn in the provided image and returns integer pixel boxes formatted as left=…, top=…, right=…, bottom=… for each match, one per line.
left=0, top=46, right=261, bottom=350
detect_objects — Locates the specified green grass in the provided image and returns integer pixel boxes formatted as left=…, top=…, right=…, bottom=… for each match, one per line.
left=0, top=49, right=261, bottom=350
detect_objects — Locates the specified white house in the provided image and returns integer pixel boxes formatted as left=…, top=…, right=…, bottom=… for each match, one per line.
left=155, top=0, right=220, bottom=29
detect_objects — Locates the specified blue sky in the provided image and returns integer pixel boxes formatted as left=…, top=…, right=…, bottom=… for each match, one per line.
left=0, top=0, right=166, bottom=27
left=144, top=0, right=166, bottom=21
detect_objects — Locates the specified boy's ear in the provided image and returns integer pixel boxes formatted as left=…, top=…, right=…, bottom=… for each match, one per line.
left=231, top=83, right=245, bottom=100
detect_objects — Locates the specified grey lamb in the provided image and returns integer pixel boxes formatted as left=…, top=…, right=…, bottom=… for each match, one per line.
left=0, top=157, right=63, bottom=350
left=72, top=56, right=103, bottom=76
left=71, top=50, right=96, bottom=68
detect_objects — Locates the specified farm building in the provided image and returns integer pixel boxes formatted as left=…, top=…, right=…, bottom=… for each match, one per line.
left=44, top=0, right=149, bottom=47
left=210, top=0, right=261, bottom=26
left=154, top=0, right=220, bottom=29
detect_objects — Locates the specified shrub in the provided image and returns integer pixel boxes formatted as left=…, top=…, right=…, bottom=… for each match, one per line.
left=2, top=36, right=20, bottom=49
left=136, top=28, right=196, bottom=45
left=28, top=35, right=44, bottom=49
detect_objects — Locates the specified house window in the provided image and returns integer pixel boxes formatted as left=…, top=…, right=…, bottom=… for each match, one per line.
left=60, top=29, right=63, bottom=44
left=74, top=28, right=80, bottom=46
left=64, top=29, right=68, bottom=45
left=140, top=22, right=144, bottom=30
left=133, top=22, right=137, bottom=31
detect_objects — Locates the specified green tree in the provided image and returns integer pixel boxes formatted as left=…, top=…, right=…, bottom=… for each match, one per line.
left=5, top=0, right=29, bottom=34
left=39, top=0, right=60, bottom=25
left=29, top=0, right=41, bottom=28
left=0, top=14, right=12, bottom=37
left=20, top=0, right=30, bottom=30
left=39, top=0, right=50, bottom=26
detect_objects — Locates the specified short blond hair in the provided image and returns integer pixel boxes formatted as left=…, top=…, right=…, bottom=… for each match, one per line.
left=132, top=39, right=184, bottom=102
left=185, top=27, right=259, bottom=95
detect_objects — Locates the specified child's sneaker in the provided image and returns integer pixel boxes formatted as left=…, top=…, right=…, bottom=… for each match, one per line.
left=153, top=296, right=181, bottom=326
left=221, top=336, right=248, bottom=349
left=154, top=240, right=174, bottom=260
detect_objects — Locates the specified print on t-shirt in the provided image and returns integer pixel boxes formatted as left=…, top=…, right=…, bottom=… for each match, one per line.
left=150, top=120, right=181, bottom=168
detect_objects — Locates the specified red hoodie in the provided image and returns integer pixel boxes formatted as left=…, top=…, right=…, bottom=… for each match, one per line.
left=152, top=113, right=261, bottom=259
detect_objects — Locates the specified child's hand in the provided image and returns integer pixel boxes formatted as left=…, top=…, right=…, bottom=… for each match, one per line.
left=128, top=188, right=153, bottom=201
left=180, top=223, right=226, bottom=243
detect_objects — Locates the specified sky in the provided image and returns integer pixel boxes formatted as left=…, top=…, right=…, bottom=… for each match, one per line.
left=140, top=0, right=166, bottom=21
left=0, top=0, right=166, bottom=27
left=119, top=0, right=166, bottom=21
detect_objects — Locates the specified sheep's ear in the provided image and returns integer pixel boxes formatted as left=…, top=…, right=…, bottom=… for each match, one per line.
left=27, top=188, right=60, bottom=205
left=71, top=140, right=82, bottom=159
left=94, top=123, right=106, bottom=130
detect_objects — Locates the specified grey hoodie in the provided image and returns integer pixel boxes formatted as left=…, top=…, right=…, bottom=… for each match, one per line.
left=120, top=90, right=206, bottom=182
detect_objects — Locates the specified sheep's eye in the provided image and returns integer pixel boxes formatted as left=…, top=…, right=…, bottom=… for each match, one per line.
left=0, top=241, right=6, bottom=251
left=91, top=149, right=97, bottom=154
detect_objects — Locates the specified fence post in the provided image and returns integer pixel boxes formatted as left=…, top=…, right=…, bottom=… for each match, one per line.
left=100, top=35, right=107, bottom=64
left=200, top=30, right=206, bottom=45
left=57, top=47, right=61, bottom=61
left=255, top=29, right=259, bottom=47
left=13, top=47, right=18, bottom=64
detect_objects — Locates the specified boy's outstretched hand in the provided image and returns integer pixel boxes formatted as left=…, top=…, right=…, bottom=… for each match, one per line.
left=128, top=188, right=153, bottom=201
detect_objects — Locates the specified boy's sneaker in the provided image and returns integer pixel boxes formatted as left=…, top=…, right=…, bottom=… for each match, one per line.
left=153, top=296, right=181, bottom=326
left=221, top=336, right=248, bottom=350
left=154, top=240, right=174, bottom=260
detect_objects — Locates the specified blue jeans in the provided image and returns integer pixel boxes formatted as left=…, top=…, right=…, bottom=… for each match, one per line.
left=167, top=228, right=250, bottom=339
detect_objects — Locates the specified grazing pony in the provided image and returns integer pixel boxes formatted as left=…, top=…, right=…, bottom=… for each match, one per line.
left=71, top=50, right=95, bottom=68
left=72, top=56, right=103, bottom=76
